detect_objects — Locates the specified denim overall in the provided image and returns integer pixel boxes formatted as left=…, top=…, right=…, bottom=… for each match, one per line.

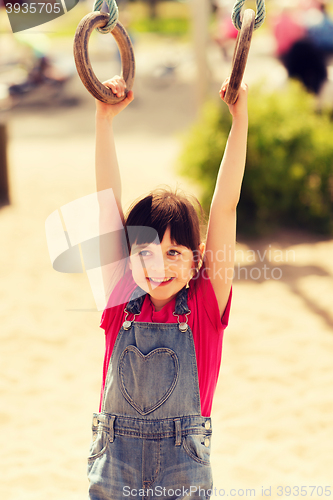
left=88, top=286, right=213, bottom=499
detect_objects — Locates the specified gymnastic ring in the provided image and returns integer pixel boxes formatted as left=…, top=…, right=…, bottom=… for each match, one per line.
left=74, top=11, right=135, bottom=104
left=224, top=9, right=255, bottom=105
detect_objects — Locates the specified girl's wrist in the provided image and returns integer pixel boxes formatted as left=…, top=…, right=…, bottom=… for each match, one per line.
left=231, top=112, right=248, bottom=123
left=95, top=110, right=114, bottom=124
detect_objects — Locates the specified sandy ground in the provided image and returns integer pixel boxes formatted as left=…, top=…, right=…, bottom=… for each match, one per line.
left=1, top=26, right=333, bottom=500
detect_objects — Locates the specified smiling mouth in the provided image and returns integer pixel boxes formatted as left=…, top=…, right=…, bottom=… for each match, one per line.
left=147, top=277, right=175, bottom=285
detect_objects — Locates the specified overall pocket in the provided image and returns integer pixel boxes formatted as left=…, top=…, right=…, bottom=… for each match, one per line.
left=118, top=346, right=179, bottom=415
left=182, top=433, right=211, bottom=466
left=88, top=415, right=110, bottom=462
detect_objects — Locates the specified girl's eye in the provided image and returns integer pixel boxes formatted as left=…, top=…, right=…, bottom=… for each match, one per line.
left=168, top=249, right=180, bottom=257
left=138, top=250, right=151, bottom=257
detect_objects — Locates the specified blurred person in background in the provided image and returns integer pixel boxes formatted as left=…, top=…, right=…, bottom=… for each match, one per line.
left=305, top=0, right=333, bottom=57
left=272, top=0, right=333, bottom=97
left=272, top=2, right=306, bottom=58
left=212, top=0, right=238, bottom=61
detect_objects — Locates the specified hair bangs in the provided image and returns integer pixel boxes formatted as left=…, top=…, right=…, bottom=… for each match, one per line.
left=125, top=189, right=203, bottom=251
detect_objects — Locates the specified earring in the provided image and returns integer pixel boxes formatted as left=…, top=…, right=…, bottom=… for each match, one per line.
left=186, top=269, right=196, bottom=288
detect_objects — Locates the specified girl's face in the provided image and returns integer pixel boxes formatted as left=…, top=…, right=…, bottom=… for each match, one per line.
left=129, top=227, right=197, bottom=312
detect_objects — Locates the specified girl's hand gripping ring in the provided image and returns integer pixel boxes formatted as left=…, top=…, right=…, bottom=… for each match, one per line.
left=73, top=10, right=135, bottom=103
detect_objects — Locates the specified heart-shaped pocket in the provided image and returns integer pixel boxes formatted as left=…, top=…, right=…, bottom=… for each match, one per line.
left=118, top=346, right=179, bottom=415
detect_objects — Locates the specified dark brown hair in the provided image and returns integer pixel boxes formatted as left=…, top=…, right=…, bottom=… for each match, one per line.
left=124, top=188, right=205, bottom=264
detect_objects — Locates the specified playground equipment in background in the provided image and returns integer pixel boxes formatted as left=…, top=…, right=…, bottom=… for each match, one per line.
left=0, top=33, right=74, bottom=109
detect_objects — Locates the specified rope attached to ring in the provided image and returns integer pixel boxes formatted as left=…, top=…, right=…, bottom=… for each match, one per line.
left=231, top=0, right=265, bottom=31
left=93, top=0, right=119, bottom=34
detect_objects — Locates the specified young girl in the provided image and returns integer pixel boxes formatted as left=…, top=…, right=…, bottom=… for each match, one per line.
left=88, top=76, right=248, bottom=499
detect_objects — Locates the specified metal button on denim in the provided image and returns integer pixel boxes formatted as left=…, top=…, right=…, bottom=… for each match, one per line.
left=205, top=420, right=210, bottom=430
left=204, top=438, right=210, bottom=447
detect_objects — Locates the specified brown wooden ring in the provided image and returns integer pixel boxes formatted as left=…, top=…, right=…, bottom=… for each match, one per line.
left=73, top=12, right=135, bottom=104
left=224, top=9, right=255, bottom=105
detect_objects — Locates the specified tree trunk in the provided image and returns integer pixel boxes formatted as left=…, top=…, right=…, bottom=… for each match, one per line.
left=190, top=0, right=211, bottom=109
left=147, top=0, right=158, bottom=19
left=0, top=122, right=10, bottom=207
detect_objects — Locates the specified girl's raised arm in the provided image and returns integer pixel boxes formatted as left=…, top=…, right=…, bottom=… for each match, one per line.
left=205, top=81, right=248, bottom=317
left=95, top=77, right=134, bottom=302
left=95, top=77, right=134, bottom=209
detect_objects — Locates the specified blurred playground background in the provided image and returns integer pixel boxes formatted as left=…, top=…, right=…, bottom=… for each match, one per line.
left=1, top=1, right=333, bottom=499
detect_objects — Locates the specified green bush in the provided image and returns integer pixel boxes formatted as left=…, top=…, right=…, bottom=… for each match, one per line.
left=180, top=83, right=333, bottom=235
left=127, top=1, right=190, bottom=36
left=129, top=17, right=189, bottom=36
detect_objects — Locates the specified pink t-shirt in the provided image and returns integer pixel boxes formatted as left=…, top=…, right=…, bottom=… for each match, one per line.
left=99, top=269, right=232, bottom=417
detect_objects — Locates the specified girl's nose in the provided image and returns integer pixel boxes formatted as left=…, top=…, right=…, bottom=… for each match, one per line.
left=150, top=255, right=168, bottom=274
left=150, top=262, right=166, bottom=273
